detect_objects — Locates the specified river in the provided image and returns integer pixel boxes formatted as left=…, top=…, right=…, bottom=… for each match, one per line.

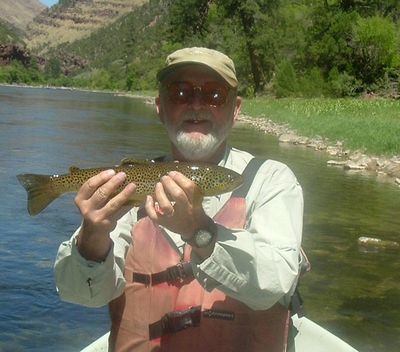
left=0, top=86, right=398, bottom=351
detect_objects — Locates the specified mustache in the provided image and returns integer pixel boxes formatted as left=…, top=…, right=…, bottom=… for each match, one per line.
left=181, top=111, right=214, bottom=122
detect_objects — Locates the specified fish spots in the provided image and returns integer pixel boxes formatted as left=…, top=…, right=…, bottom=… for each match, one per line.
left=19, top=161, right=243, bottom=215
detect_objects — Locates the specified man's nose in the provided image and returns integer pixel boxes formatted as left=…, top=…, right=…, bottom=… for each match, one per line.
left=189, top=87, right=206, bottom=108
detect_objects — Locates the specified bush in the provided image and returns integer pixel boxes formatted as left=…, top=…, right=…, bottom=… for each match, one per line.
left=327, top=67, right=361, bottom=97
left=351, top=16, right=400, bottom=85
left=273, top=60, right=299, bottom=97
left=298, top=68, right=326, bottom=97
left=89, top=69, right=114, bottom=90
left=0, top=62, right=44, bottom=85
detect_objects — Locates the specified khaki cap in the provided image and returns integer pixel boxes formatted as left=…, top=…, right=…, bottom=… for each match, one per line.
left=157, top=47, right=238, bottom=88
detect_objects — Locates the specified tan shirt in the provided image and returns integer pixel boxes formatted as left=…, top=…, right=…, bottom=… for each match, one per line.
left=54, top=147, right=304, bottom=310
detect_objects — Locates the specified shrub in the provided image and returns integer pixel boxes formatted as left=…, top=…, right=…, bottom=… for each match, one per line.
left=298, top=67, right=326, bottom=98
left=327, top=67, right=361, bottom=97
left=272, top=60, right=299, bottom=97
left=351, top=16, right=400, bottom=85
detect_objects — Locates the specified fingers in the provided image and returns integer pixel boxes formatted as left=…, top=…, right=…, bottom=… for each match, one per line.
left=92, top=172, right=127, bottom=207
left=145, top=194, right=174, bottom=224
left=77, top=170, right=124, bottom=206
left=105, top=182, right=137, bottom=214
left=145, top=195, right=158, bottom=220
left=77, top=169, right=116, bottom=201
left=145, top=173, right=206, bottom=237
left=154, top=181, right=177, bottom=216
left=145, top=180, right=176, bottom=222
left=146, top=172, right=199, bottom=221
left=75, top=170, right=136, bottom=220
left=166, top=171, right=203, bottom=208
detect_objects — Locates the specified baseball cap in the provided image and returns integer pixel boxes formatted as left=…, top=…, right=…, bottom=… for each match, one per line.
left=157, top=47, right=238, bottom=88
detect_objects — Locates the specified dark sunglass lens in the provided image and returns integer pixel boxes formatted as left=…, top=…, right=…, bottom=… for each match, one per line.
left=203, top=83, right=228, bottom=106
left=168, top=82, right=193, bottom=104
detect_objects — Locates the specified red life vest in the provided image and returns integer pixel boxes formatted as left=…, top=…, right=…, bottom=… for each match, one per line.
left=109, top=159, right=292, bottom=352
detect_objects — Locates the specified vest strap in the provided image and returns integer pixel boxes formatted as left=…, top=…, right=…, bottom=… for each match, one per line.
left=231, top=157, right=265, bottom=198
left=149, top=306, right=202, bottom=339
left=132, top=262, right=194, bottom=286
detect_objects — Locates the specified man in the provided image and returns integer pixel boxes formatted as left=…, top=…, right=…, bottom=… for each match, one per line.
left=55, top=47, right=304, bottom=352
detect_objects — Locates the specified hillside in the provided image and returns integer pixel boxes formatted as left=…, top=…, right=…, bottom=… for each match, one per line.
left=26, top=0, right=148, bottom=54
left=0, top=0, right=398, bottom=100
left=0, top=0, right=44, bottom=34
left=0, top=20, right=23, bottom=44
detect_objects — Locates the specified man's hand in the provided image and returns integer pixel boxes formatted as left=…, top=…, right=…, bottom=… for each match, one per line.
left=145, top=171, right=209, bottom=238
left=74, top=169, right=136, bottom=262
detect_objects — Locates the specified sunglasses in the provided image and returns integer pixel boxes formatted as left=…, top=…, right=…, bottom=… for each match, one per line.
left=165, top=81, right=230, bottom=107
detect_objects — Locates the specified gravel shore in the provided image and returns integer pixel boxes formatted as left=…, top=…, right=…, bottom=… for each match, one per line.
left=237, top=114, right=400, bottom=187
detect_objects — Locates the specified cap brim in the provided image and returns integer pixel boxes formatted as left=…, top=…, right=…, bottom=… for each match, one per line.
left=157, top=62, right=237, bottom=88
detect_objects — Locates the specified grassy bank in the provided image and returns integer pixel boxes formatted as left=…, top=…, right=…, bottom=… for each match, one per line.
left=241, top=98, right=400, bottom=157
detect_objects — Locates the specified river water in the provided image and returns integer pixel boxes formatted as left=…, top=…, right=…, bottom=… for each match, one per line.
left=0, top=86, right=398, bottom=352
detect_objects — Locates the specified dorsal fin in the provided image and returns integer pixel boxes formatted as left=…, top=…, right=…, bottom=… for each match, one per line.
left=119, top=158, right=154, bottom=166
left=69, top=166, right=81, bottom=173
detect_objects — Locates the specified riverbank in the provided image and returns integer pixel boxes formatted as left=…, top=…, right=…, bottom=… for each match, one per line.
left=133, top=90, right=400, bottom=187
left=237, top=114, right=400, bottom=187
left=4, top=84, right=399, bottom=186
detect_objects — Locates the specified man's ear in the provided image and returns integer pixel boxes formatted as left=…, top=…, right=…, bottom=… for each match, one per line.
left=155, top=96, right=164, bottom=123
left=233, top=96, right=242, bottom=123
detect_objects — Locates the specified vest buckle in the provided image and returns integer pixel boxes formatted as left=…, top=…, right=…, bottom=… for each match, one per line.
left=149, top=306, right=201, bottom=339
left=165, top=262, right=193, bottom=284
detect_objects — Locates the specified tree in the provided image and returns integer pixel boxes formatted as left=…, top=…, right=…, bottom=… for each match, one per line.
left=351, top=15, right=400, bottom=84
left=45, top=57, right=62, bottom=78
left=167, top=0, right=210, bottom=42
left=216, top=0, right=282, bottom=92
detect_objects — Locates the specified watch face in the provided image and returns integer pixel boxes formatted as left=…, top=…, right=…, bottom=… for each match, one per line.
left=194, top=229, right=214, bottom=248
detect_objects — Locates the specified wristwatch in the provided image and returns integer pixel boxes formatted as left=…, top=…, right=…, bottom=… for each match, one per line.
left=184, top=218, right=217, bottom=248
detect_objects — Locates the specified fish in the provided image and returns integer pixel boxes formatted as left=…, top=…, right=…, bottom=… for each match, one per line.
left=17, top=158, right=243, bottom=216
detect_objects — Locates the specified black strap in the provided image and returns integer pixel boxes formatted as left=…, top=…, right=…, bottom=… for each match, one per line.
left=149, top=306, right=236, bottom=339
left=149, top=306, right=202, bottom=339
left=132, top=262, right=194, bottom=286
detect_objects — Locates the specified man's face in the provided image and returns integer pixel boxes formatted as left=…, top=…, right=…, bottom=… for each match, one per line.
left=156, top=65, right=241, bottom=162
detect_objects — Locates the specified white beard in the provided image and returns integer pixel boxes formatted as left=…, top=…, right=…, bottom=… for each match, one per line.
left=172, top=131, right=221, bottom=161
left=164, top=111, right=232, bottom=161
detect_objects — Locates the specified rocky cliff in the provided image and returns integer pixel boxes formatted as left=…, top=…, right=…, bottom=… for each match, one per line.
left=26, top=0, right=148, bottom=54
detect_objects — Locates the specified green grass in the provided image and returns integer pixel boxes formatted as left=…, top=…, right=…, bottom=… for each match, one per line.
left=242, top=98, right=400, bottom=156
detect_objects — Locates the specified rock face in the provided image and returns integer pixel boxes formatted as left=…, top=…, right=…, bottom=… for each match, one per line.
left=0, top=44, right=87, bottom=76
left=0, top=44, right=32, bottom=66
left=0, top=0, right=45, bottom=33
left=26, top=0, right=148, bottom=54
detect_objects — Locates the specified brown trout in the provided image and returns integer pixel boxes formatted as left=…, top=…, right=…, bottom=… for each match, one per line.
left=17, top=159, right=243, bottom=216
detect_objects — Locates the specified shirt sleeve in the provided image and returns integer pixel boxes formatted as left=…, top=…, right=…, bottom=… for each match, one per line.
left=191, top=161, right=304, bottom=310
left=54, top=211, right=135, bottom=308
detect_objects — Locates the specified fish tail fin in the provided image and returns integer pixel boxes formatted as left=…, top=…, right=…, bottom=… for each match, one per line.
left=17, top=174, right=61, bottom=216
